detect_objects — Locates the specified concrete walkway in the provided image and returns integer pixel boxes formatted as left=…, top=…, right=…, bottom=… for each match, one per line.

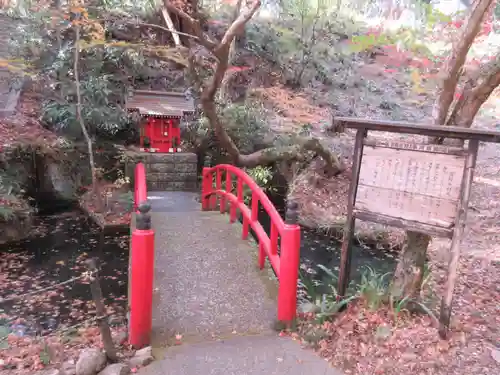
left=142, top=191, right=342, bottom=375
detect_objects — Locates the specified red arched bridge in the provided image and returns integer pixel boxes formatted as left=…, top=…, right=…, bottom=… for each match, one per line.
left=129, top=163, right=341, bottom=375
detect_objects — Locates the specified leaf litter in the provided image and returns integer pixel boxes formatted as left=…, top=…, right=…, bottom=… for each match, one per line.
left=0, top=212, right=130, bottom=373
left=275, top=27, right=500, bottom=375
left=1, top=12, right=499, bottom=375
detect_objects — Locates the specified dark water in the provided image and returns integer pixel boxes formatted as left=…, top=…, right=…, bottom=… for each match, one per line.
left=299, top=226, right=397, bottom=290
left=0, top=211, right=128, bottom=336
left=249, top=193, right=398, bottom=294
left=0, top=190, right=397, bottom=337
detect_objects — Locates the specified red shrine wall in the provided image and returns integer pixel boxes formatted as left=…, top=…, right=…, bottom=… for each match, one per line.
left=140, top=117, right=182, bottom=153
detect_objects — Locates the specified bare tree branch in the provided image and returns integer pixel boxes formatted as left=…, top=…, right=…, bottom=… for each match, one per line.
left=163, top=0, right=218, bottom=51
left=74, top=20, right=104, bottom=211
left=74, top=25, right=95, bottom=187
left=221, top=0, right=244, bottom=99
left=167, top=0, right=344, bottom=175
left=116, top=19, right=198, bottom=41
left=215, top=0, right=261, bottom=57
left=229, top=0, right=244, bottom=59
left=447, top=53, right=500, bottom=128
left=431, top=0, right=495, bottom=126
left=236, top=138, right=344, bottom=173
left=161, top=7, right=182, bottom=46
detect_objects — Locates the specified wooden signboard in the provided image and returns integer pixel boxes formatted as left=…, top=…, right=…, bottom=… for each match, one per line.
left=335, top=117, right=500, bottom=339
left=356, top=141, right=465, bottom=235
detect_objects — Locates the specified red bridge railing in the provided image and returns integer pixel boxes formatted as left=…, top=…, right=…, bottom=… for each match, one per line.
left=201, top=164, right=301, bottom=323
left=134, top=162, right=147, bottom=212
left=130, top=162, right=155, bottom=348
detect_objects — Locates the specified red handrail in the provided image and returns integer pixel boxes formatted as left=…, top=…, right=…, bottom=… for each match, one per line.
left=130, top=162, right=154, bottom=348
left=201, top=164, right=301, bottom=323
left=134, top=162, right=147, bottom=211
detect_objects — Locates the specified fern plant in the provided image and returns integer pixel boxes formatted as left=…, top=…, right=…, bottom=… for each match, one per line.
left=118, top=191, right=134, bottom=213
left=210, top=166, right=276, bottom=206
left=390, top=293, right=439, bottom=326
left=299, top=264, right=358, bottom=323
left=39, top=340, right=51, bottom=365
left=0, top=205, right=15, bottom=221
left=358, top=266, right=391, bottom=311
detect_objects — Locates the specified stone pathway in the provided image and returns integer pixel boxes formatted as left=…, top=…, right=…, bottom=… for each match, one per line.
left=0, top=13, right=21, bottom=117
left=142, top=191, right=342, bottom=375
left=140, top=335, right=339, bottom=375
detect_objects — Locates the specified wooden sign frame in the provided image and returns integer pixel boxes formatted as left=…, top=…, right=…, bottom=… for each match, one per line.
left=336, top=117, right=500, bottom=338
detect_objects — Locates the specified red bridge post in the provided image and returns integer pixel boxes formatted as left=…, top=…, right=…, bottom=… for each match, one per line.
left=278, top=201, right=301, bottom=323
left=129, top=163, right=155, bottom=348
left=201, top=168, right=213, bottom=211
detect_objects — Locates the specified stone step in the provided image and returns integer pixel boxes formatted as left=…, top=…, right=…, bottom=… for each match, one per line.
left=139, top=335, right=343, bottom=375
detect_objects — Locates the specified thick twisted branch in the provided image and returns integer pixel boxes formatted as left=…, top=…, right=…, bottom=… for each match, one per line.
left=446, top=52, right=500, bottom=128
left=431, top=0, right=495, bottom=126
left=163, top=0, right=344, bottom=176
left=163, top=1, right=217, bottom=50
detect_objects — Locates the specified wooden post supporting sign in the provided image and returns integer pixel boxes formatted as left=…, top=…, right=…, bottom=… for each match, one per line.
left=338, top=129, right=366, bottom=298
left=86, top=258, right=118, bottom=361
left=439, top=139, right=478, bottom=338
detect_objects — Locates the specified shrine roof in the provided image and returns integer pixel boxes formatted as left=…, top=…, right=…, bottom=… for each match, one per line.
left=126, top=90, right=195, bottom=118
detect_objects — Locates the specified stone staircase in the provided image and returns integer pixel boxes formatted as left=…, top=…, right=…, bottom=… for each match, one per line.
left=0, top=14, right=22, bottom=118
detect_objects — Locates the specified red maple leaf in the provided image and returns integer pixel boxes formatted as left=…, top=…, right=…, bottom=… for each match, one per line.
left=227, top=66, right=250, bottom=73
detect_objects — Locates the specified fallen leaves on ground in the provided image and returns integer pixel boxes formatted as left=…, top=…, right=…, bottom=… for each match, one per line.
left=0, top=92, right=58, bottom=150
left=80, top=185, right=132, bottom=227
left=1, top=213, right=130, bottom=375
left=0, top=325, right=131, bottom=374
left=295, top=266, right=500, bottom=375
left=282, top=25, right=500, bottom=375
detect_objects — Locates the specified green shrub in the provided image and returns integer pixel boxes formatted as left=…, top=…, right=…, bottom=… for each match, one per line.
left=183, top=99, right=272, bottom=164
left=358, top=266, right=391, bottom=310
left=9, top=2, right=178, bottom=141
left=221, top=101, right=271, bottom=154
left=41, top=75, right=131, bottom=139
left=244, top=1, right=360, bottom=87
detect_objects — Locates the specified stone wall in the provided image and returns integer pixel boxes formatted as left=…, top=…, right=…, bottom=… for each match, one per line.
left=126, top=151, right=198, bottom=192
left=0, top=196, right=33, bottom=245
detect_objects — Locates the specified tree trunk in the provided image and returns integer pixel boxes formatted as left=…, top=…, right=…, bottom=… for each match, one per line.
left=429, top=0, right=496, bottom=143
left=392, top=0, right=497, bottom=298
left=446, top=53, right=500, bottom=129
left=74, top=22, right=103, bottom=212
left=221, top=0, right=243, bottom=99
left=391, top=232, right=429, bottom=299
left=164, top=0, right=345, bottom=176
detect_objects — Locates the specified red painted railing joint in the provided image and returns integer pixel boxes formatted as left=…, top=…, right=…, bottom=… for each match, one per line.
left=134, top=162, right=147, bottom=213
